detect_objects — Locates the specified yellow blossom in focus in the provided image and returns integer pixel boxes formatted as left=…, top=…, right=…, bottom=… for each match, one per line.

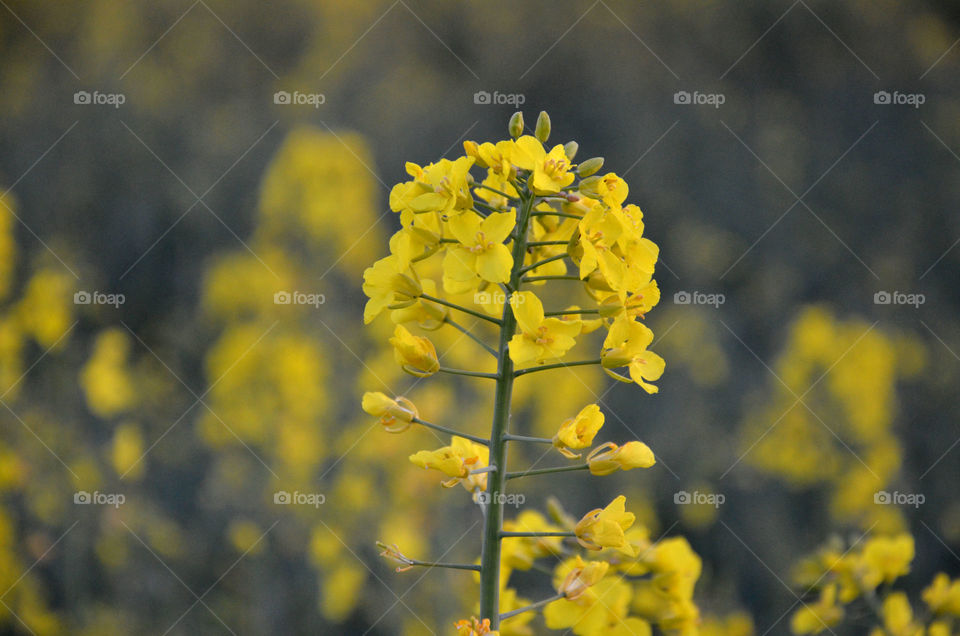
left=508, top=291, right=580, bottom=365
left=409, top=436, right=488, bottom=491
left=554, top=404, right=604, bottom=458
left=601, top=316, right=665, bottom=393
left=390, top=324, right=439, bottom=377
left=443, top=210, right=516, bottom=287
left=361, top=391, right=418, bottom=433
left=574, top=495, right=636, bottom=555
left=511, top=136, right=574, bottom=194
left=587, top=441, right=656, bottom=475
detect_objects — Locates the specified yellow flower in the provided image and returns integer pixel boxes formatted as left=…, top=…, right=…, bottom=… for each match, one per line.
left=576, top=204, right=624, bottom=283
left=871, top=593, right=922, bottom=636
left=790, top=584, right=844, bottom=635
left=455, top=617, right=499, bottom=636
left=554, top=404, right=604, bottom=458
left=511, top=136, right=575, bottom=194
left=362, top=255, right=422, bottom=323
left=601, top=316, right=665, bottom=393
left=389, top=324, right=439, bottom=377
left=442, top=210, right=516, bottom=286
left=556, top=556, right=609, bottom=600
left=581, top=172, right=629, bottom=208
left=508, top=291, right=580, bottom=365
left=857, top=534, right=914, bottom=589
left=391, top=156, right=475, bottom=218
left=923, top=573, right=960, bottom=615
left=574, top=495, right=636, bottom=555
left=586, top=441, right=655, bottom=475
left=409, top=436, right=488, bottom=491
left=361, top=392, right=418, bottom=433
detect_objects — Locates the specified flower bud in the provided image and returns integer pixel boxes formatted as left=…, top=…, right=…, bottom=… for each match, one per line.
left=558, top=557, right=609, bottom=600
left=508, top=111, right=524, bottom=139
left=577, top=157, right=604, bottom=178
left=563, top=141, right=579, bottom=160
left=390, top=324, right=440, bottom=377
left=535, top=111, right=551, bottom=143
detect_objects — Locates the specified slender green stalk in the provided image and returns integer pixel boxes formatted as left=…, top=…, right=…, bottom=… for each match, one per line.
left=499, top=531, right=575, bottom=538
left=404, top=561, right=482, bottom=571
left=530, top=211, right=582, bottom=220
left=521, top=274, right=582, bottom=283
left=437, top=366, right=499, bottom=380
left=499, top=594, right=564, bottom=621
left=479, top=186, right=535, bottom=627
left=544, top=308, right=600, bottom=316
left=514, top=359, right=601, bottom=377
left=519, top=252, right=569, bottom=274
left=527, top=240, right=570, bottom=247
left=503, top=433, right=553, bottom=444
left=445, top=318, right=498, bottom=357
left=506, top=464, right=590, bottom=480
left=412, top=417, right=488, bottom=445
left=474, top=183, right=519, bottom=201
left=421, top=293, right=502, bottom=326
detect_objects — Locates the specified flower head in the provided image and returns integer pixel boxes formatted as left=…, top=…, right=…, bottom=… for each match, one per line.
left=574, top=495, right=636, bottom=555
left=557, top=556, right=609, bottom=601
left=409, top=436, right=489, bottom=491
left=601, top=316, right=665, bottom=393
left=554, top=404, right=604, bottom=458
left=586, top=441, right=655, bottom=475
left=442, top=210, right=516, bottom=288
left=508, top=291, right=580, bottom=365
left=455, top=617, right=499, bottom=636
left=390, top=324, right=439, bottom=377
left=361, top=392, right=418, bottom=433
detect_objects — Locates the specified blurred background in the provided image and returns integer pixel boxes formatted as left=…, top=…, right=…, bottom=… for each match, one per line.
left=0, top=0, right=958, bottom=633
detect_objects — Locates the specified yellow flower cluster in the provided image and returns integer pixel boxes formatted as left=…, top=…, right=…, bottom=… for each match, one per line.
left=790, top=532, right=960, bottom=635
left=740, top=306, right=924, bottom=531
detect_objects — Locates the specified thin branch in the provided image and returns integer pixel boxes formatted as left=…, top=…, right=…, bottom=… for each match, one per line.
left=438, top=366, right=499, bottom=380
left=503, top=433, right=553, bottom=444
left=543, top=308, right=599, bottom=316
left=412, top=417, right=489, bottom=445
left=499, top=594, right=564, bottom=621
left=500, top=531, right=575, bottom=538
left=521, top=275, right=582, bottom=283
left=445, top=318, right=498, bottom=357
left=530, top=211, right=582, bottom=220
left=527, top=240, right=571, bottom=247
left=506, top=464, right=589, bottom=480
left=514, top=359, right=601, bottom=377
left=474, top=183, right=519, bottom=201
left=520, top=252, right=569, bottom=274
left=421, top=293, right=502, bottom=325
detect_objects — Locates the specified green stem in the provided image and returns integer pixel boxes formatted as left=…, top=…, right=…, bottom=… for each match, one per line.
left=503, top=433, right=553, bottom=444
left=521, top=275, right=582, bottom=283
left=499, top=594, right=564, bottom=621
left=506, top=464, right=589, bottom=480
left=421, top=294, right=502, bottom=326
left=474, top=183, right=518, bottom=201
left=499, top=531, right=575, bottom=538
left=530, top=211, right=582, bottom=220
left=412, top=417, right=488, bottom=446
left=544, top=308, right=600, bottom=316
left=480, top=186, right=534, bottom=628
left=514, top=359, right=601, bottom=377
left=445, top=318, right=498, bottom=357
left=406, top=560, right=482, bottom=572
left=527, top=240, right=570, bottom=247
left=519, top=252, right=569, bottom=274
left=437, top=367, right=498, bottom=380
